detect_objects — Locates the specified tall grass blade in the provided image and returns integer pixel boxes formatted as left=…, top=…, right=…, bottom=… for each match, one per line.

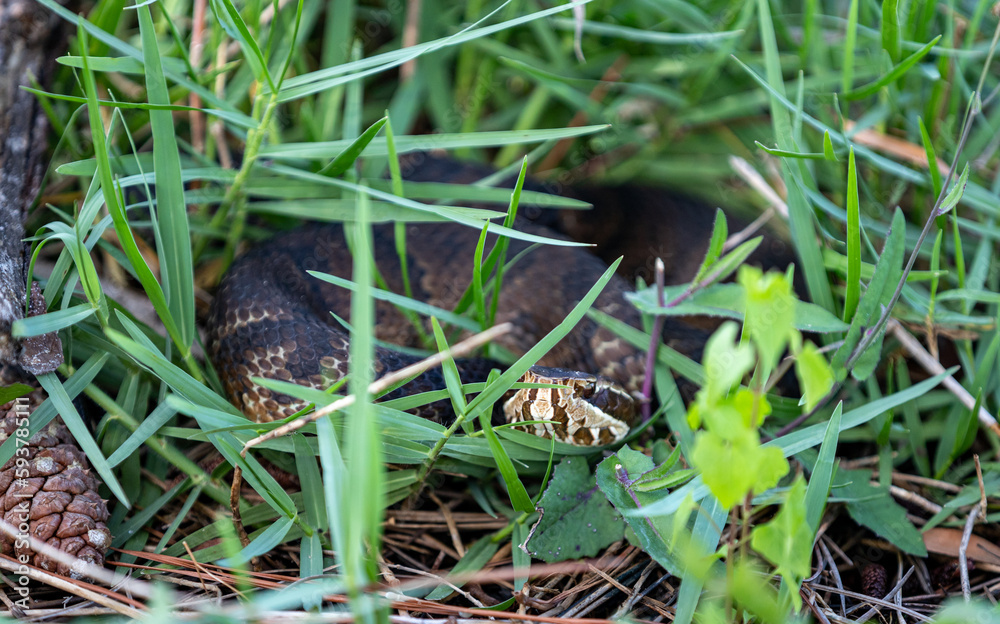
left=844, top=148, right=861, bottom=321
left=138, top=5, right=195, bottom=351
left=845, top=36, right=942, bottom=100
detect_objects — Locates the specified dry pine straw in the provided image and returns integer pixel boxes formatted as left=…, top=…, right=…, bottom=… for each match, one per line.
left=2, top=465, right=997, bottom=622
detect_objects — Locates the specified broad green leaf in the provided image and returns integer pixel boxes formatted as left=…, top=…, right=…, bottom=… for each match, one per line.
left=699, top=322, right=754, bottom=405
left=690, top=428, right=787, bottom=509
left=738, top=266, right=797, bottom=374
left=524, top=457, right=623, bottom=562
left=0, top=384, right=34, bottom=406
left=595, top=447, right=680, bottom=574
left=836, top=469, right=926, bottom=555
left=795, top=341, right=834, bottom=412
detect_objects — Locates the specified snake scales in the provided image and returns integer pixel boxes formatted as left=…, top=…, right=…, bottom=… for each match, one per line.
left=206, top=160, right=711, bottom=446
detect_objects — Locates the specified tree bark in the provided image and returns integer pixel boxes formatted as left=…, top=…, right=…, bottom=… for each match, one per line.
left=0, top=0, right=66, bottom=376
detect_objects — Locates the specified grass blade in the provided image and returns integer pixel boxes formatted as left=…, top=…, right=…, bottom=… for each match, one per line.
left=804, top=403, right=842, bottom=531
left=11, top=304, right=95, bottom=337
left=844, top=147, right=861, bottom=321
left=208, top=0, right=274, bottom=93
left=77, top=23, right=185, bottom=349
left=845, top=35, right=942, bottom=100
left=318, top=117, right=387, bottom=176
left=754, top=0, right=834, bottom=313
left=343, top=187, right=386, bottom=609
left=37, top=373, right=130, bottom=506
left=881, top=0, right=901, bottom=62
left=842, top=0, right=859, bottom=93
left=138, top=5, right=195, bottom=352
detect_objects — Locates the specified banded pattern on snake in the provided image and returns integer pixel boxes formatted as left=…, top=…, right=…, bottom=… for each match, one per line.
left=206, top=212, right=706, bottom=446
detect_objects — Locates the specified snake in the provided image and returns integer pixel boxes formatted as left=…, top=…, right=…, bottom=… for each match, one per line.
left=205, top=177, right=706, bottom=446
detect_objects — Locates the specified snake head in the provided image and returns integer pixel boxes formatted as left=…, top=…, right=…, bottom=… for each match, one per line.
left=502, top=366, right=636, bottom=447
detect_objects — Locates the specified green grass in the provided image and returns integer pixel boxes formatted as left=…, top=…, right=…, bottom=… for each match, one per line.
left=13, top=0, right=1000, bottom=621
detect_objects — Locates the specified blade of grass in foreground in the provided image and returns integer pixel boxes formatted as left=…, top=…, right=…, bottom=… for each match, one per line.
left=139, top=4, right=196, bottom=353
left=844, top=35, right=941, bottom=100
left=260, top=126, right=610, bottom=160
left=37, top=373, right=129, bottom=506
left=77, top=23, right=189, bottom=356
left=342, top=188, right=387, bottom=615
left=804, top=402, right=842, bottom=531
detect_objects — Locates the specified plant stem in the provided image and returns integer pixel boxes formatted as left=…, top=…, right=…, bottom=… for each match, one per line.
left=844, top=94, right=979, bottom=369
left=193, top=91, right=280, bottom=268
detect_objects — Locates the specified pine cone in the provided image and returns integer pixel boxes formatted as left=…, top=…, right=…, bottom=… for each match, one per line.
left=0, top=395, right=110, bottom=577
left=861, top=562, right=888, bottom=598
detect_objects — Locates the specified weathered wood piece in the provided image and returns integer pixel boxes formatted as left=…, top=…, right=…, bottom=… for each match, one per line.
left=0, top=0, right=65, bottom=375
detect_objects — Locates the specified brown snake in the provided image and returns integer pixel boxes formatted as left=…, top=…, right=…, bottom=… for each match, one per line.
left=205, top=171, right=708, bottom=446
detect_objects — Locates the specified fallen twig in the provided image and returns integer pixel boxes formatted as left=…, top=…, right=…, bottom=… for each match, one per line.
left=241, top=322, right=513, bottom=454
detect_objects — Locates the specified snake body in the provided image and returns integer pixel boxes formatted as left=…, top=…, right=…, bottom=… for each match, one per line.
left=205, top=216, right=692, bottom=445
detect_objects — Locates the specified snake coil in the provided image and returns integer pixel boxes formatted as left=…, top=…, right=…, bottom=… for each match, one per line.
left=205, top=215, right=709, bottom=446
